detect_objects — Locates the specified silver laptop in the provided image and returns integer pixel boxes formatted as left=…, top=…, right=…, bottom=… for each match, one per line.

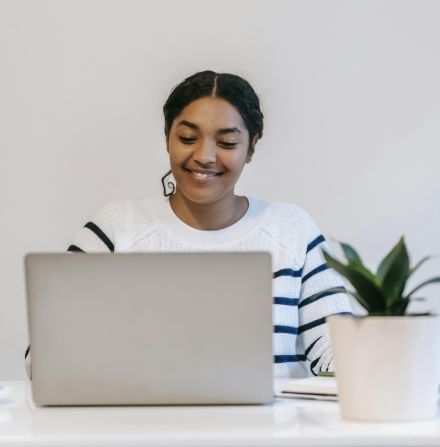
left=25, top=252, right=274, bottom=406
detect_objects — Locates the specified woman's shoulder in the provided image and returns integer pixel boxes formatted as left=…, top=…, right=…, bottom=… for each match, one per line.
left=255, top=197, right=318, bottom=231
left=91, top=197, right=159, bottom=220
left=77, top=197, right=164, bottom=251
left=86, top=197, right=163, bottom=237
left=251, top=197, right=323, bottom=256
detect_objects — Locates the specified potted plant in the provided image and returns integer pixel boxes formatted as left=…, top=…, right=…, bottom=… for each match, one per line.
left=323, top=236, right=440, bottom=422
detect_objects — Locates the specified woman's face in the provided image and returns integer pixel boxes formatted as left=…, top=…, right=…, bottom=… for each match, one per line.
left=167, top=97, right=257, bottom=205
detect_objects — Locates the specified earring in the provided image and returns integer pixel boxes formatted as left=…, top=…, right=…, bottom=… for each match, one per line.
left=161, top=170, right=176, bottom=197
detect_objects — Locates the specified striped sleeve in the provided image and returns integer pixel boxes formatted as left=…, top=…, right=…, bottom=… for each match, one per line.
left=67, top=202, right=118, bottom=253
left=25, top=346, right=31, bottom=380
left=25, top=202, right=120, bottom=379
left=298, top=214, right=352, bottom=376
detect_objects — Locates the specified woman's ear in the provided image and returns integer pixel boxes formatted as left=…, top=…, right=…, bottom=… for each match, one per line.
left=246, top=135, right=259, bottom=163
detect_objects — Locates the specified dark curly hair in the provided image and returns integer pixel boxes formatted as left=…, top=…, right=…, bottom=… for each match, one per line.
left=161, top=70, right=264, bottom=196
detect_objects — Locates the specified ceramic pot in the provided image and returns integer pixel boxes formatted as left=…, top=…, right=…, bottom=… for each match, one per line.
left=327, top=314, right=440, bottom=422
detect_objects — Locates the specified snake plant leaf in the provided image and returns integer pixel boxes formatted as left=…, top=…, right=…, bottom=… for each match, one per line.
left=323, top=250, right=387, bottom=313
left=346, top=290, right=371, bottom=313
left=388, top=297, right=410, bottom=316
left=340, top=242, right=363, bottom=265
left=376, top=236, right=408, bottom=282
left=338, top=241, right=377, bottom=282
left=409, top=255, right=434, bottom=278
left=406, top=277, right=440, bottom=298
left=376, top=237, right=410, bottom=306
left=351, top=261, right=377, bottom=283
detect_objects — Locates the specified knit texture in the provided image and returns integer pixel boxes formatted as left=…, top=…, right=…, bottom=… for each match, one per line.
left=26, top=196, right=352, bottom=380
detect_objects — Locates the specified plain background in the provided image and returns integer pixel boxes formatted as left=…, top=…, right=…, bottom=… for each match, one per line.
left=1, top=0, right=439, bottom=379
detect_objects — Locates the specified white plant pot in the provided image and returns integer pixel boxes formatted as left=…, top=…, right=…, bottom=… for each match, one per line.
left=327, top=314, right=440, bottom=422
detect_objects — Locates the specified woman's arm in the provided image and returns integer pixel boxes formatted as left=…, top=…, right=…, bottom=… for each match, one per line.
left=24, top=202, right=118, bottom=380
left=66, top=201, right=118, bottom=254
left=298, top=216, right=352, bottom=376
left=25, top=346, right=31, bottom=379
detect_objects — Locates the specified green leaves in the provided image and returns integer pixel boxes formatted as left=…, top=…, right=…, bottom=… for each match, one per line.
left=406, top=277, right=440, bottom=298
left=409, top=255, right=434, bottom=277
left=376, top=237, right=410, bottom=307
left=340, top=242, right=363, bottom=265
left=337, top=241, right=377, bottom=282
left=323, top=237, right=439, bottom=316
left=388, top=297, right=410, bottom=316
left=323, top=250, right=386, bottom=314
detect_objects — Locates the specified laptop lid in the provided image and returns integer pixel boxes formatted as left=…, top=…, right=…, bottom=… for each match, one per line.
left=25, top=252, right=274, bottom=406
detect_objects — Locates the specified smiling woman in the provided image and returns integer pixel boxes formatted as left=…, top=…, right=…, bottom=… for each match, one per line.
left=167, top=96, right=255, bottom=230
left=25, top=70, right=352, bottom=380
left=161, top=71, right=262, bottom=231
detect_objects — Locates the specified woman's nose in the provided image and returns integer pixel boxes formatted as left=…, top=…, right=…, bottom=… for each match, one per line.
left=193, top=140, right=216, bottom=164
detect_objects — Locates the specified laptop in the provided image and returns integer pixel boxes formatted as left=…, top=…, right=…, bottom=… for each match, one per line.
left=24, top=252, right=274, bottom=406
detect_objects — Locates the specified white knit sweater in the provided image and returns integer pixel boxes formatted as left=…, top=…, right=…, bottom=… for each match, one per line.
left=26, top=196, right=352, bottom=379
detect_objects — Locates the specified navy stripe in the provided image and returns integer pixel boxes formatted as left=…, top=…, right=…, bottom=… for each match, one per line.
left=307, top=235, right=325, bottom=253
left=304, top=336, right=322, bottom=358
left=302, top=263, right=329, bottom=283
left=298, top=317, right=325, bottom=334
left=274, top=355, right=307, bottom=363
left=25, top=345, right=30, bottom=359
left=274, top=297, right=299, bottom=306
left=274, top=325, right=298, bottom=335
left=299, top=312, right=352, bottom=334
left=298, top=286, right=347, bottom=309
left=273, top=268, right=303, bottom=278
left=84, top=222, right=114, bottom=252
left=325, top=359, right=333, bottom=372
left=310, top=357, right=320, bottom=370
left=67, top=244, right=84, bottom=253
left=310, top=357, right=320, bottom=375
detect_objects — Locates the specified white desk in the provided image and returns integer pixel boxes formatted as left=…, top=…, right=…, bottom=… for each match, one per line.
left=0, top=380, right=439, bottom=446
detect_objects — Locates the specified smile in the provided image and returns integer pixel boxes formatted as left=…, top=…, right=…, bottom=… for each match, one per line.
left=192, top=172, right=218, bottom=178
left=184, top=168, right=223, bottom=181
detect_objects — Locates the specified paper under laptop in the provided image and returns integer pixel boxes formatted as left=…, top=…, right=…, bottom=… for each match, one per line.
left=279, top=376, right=440, bottom=402
left=280, top=377, right=338, bottom=401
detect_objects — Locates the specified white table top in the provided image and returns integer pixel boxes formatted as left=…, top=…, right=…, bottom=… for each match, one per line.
left=0, top=380, right=439, bottom=446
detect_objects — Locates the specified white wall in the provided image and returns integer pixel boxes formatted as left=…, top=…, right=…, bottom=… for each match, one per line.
left=1, top=0, right=439, bottom=379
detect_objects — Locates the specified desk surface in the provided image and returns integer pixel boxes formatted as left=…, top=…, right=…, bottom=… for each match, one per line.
left=0, top=380, right=439, bottom=447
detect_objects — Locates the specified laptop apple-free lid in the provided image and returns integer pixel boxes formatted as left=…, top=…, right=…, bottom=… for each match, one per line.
left=25, top=252, right=274, bottom=406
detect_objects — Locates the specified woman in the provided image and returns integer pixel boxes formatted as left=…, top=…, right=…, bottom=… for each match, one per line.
left=25, top=70, right=352, bottom=379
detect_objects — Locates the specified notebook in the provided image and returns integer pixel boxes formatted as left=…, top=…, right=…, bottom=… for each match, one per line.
left=280, top=376, right=338, bottom=401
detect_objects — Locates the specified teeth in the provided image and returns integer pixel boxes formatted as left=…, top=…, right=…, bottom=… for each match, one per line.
left=192, top=171, right=217, bottom=178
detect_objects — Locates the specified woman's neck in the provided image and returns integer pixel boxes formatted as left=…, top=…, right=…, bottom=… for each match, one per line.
left=169, top=191, right=249, bottom=231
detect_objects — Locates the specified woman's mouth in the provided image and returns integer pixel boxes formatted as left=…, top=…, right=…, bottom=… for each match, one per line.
left=184, top=168, right=223, bottom=182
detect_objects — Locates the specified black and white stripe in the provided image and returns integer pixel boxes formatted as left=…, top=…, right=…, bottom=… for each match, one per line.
left=83, top=222, right=114, bottom=252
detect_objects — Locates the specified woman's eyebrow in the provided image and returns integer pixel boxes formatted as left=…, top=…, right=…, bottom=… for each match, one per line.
left=177, top=120, right=198, bottom=130
left=217, top=127, right=241, bottom=136
left=177, top=120, right=241, bottom=135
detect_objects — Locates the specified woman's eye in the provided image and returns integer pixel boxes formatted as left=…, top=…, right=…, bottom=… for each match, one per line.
left=179, top=137, right=196, bottom=144
left=219, top=142, right=237, bottom=148
left=179, top=137, right=236, bottom=148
